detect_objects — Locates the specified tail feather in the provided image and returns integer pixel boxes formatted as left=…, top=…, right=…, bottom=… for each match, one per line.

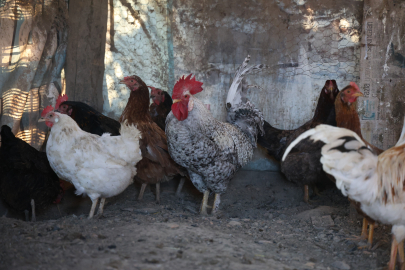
left=226, top=55, right=268, bottom=108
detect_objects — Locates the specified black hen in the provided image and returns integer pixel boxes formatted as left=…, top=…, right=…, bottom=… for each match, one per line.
left=148, top=86, right=173, bottom=131
left=56, top=95, right=120, bottom=136
left=257, top=80, right=339, bottom=161
left=0, top=125, right=62, bottom=220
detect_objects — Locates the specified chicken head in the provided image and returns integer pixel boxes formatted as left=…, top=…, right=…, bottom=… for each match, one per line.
left=39, top=106, right=60, bottom=128
left=340, top=82, right=364, bottom=106
left=148, top=86, right=165, bottom=105
left=120, top=75, right=145, bottom=91
left=171, top=74, right=203, bottom=121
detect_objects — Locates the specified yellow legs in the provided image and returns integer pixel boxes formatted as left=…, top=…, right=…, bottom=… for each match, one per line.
left=138, top=183, right=161, bottom=203
left=200, top=191, right=221, bottom=215
left=212, top=194, right=221, bottom=214
left=200, top=190, right=209, bottom=215
left=360, top=218, right=369, bottom=239
left=388, top=237, right=400, bottom=270
left=176, top=178, right=186, bottom=197
left=138, top=183, right=147, bottom=201
left=88, top=198, right=99, bottom=219
left=88, top=198, right=106, bottom=219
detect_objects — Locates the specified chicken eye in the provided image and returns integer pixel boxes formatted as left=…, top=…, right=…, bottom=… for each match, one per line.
left=185, top=95, right=188, bottom=98
left=347, top=91, right=351, bottom=93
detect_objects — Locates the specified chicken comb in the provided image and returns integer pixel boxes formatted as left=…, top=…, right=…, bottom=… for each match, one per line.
left=41, top=105, right=54, bottom=117
left=349, top=82, right=360, bottom=91
left=55, top=94, right=68, bottom=110
left=172, top=74, right=203, bottom=99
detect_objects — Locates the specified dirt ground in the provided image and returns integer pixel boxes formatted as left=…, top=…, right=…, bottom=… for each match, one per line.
left=0, top=170, right=392, bottom=270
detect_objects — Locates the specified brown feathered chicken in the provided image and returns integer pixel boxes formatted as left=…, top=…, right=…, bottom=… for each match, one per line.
left=333, top=82, right=383, bottom=248
left=119, top=76, right=186, bottom=203
left=280, top=80, right=340, bottom=202
left=258, top=80, right=339, bottom=161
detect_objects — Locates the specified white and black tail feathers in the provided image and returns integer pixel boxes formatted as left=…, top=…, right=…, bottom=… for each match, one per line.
left=226, top=55, right=267, bottom=146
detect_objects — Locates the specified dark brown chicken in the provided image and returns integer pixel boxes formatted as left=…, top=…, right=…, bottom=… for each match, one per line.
left=56, top=95, right=120, bottom=136
left=148, top=86, right=173, bottom=131
left=258, top=80, right=339, bottom=161
left=119, top=75, right=186, bottom=203
left=279, top=80, right=339, bottom=202
left=0, top=125, right=63, bottom=221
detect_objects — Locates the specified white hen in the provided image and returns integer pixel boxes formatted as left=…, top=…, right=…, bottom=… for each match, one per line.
left=283, top=124, right=405, bottom=270
left=39, top=106, right=142, bottom=218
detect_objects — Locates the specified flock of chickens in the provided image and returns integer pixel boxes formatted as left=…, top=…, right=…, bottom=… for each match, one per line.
left=0, top=56, right=404, bottom=269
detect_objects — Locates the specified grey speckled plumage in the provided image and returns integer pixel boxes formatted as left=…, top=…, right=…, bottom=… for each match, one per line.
left=166, top=56, right=265, bottom=196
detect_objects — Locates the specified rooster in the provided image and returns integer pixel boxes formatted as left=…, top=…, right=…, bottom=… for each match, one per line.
left=165, top=56, right=265, bottom=215
left=280, top=80, right=340, bottom=202
left=148, top=86, right=173, bottom=131
left=258, top=80, right=339, bottom=162
left=55, top=94, right=120, bottom=136
left=39, top=106, right=142, bottom=218
left=283, top=124, right=405, bottom=270
left=0, top=125, right=62, bottom=221
left=119, top=75, right=187, bottom=203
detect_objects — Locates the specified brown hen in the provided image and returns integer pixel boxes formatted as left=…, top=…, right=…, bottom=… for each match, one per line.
left=119, top=75, right=187, bottom=203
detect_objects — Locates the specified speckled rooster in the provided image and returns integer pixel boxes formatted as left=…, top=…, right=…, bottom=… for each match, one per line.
left=165, top=56, right=265, bottom=215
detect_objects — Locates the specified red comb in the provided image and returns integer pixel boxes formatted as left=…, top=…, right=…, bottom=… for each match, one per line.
left=41, top=105, right=54, bottom=117
left=172, top=74, right=203, bottom=99
left=350, top=82, right=360, bottom=91
left=55, top=94, right=68, bottom=110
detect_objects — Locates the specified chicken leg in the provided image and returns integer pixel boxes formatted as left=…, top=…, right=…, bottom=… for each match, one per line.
left=175, top=178, right=186, bottom=197
left=31, top=199, right=36, bottom=222
left=96, top=198, right=106, bottom=218
left=212, top=193, right=221, bottom=214
left=156, top=183, right=160, bottom=204
left=398, top=240, right=405, bottom=270
left=388, top=236, right=399, bottom=270
left=88, top=198, right=99, bottom=219
left=200, top=190, right=209, bottom=215
left=360, top=218, right=369, bottom=239
left=138, top=183, right=147, bottom=201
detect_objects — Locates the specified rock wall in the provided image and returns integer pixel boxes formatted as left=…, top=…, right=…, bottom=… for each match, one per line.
left=103, top=0, right=363, bottom=129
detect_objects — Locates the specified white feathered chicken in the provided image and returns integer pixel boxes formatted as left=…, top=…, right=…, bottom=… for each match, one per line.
left=283, top=124, right=405, bottom=270
left=39, top=105, right=142, bottom=218
left=165, top=56, right=265, bottom=215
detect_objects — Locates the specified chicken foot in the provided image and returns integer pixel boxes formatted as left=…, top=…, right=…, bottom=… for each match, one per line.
left=138, top=183, right=147, bottom=201
left=175, top=178, right=186, bottom=197
left=31, top=199, right=36, bottom=222
left=200, top=190, right=210, bottom=215
left=88, top=198, right=99, bottom=219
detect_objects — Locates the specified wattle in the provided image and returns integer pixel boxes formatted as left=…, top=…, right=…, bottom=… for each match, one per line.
left=172, top=102, right=188, bottom=121
left=46, top=121, right=54, bottom=128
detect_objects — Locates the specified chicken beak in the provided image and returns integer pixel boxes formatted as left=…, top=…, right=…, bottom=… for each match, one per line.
left=119, top=79, right=126, bottom=84
left=173, top=99, right=181, bottom=104
left=38, top=117, right=46, bottom=122
left=352, top=92, right=364, bottom=97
